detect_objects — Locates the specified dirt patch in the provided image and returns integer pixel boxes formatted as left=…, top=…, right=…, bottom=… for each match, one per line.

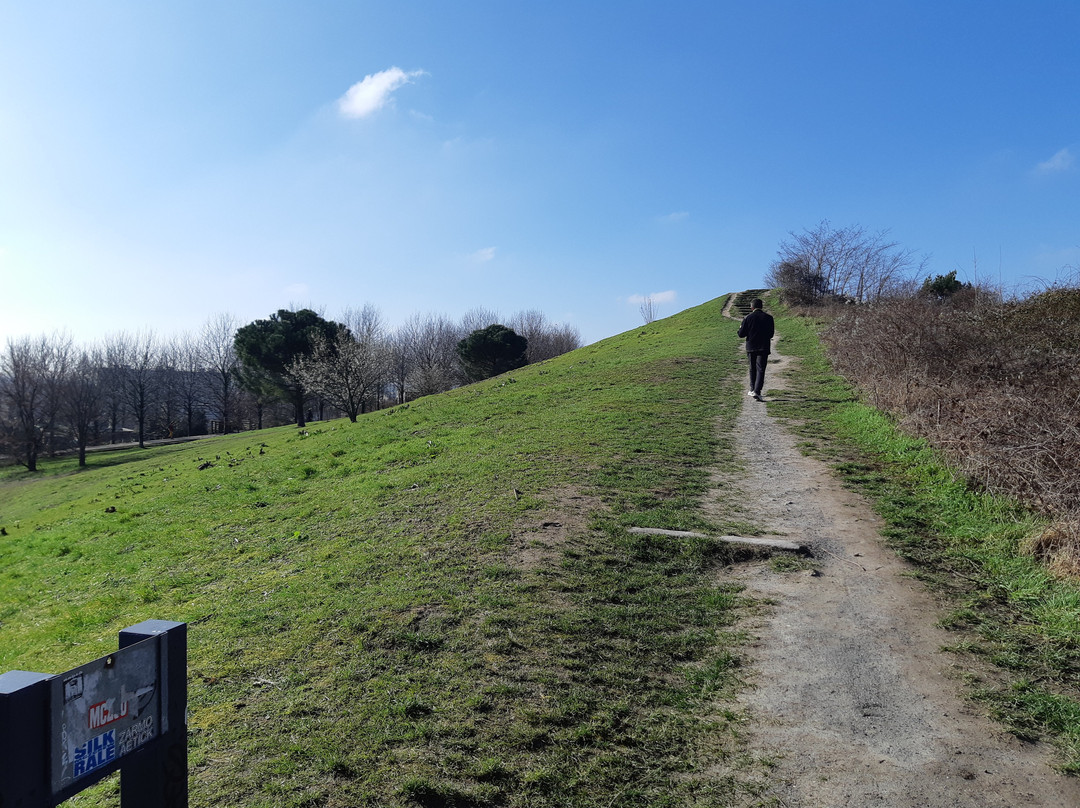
left=711, top=326, right=1080, bottom=807
left=504, top=487, right=601, bottom=571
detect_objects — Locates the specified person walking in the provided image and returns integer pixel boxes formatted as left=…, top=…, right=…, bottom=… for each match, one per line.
left=737, top=298, right=774, bottom=400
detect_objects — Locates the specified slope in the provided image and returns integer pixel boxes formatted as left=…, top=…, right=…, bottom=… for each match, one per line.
left=1, top=297, right=766, bottom=807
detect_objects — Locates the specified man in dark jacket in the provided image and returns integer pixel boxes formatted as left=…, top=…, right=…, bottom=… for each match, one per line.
left=737, top=298, right=774, bottom=400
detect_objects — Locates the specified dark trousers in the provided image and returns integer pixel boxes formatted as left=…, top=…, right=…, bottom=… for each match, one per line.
left=747, top=351, right=769, bottom=395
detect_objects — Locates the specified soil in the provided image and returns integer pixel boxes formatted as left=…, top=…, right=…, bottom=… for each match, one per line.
left=709, top=305, right=1080, bottom=807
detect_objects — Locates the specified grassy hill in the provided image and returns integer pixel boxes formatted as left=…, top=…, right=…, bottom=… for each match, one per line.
left=2, top=296, right=767, bottom=807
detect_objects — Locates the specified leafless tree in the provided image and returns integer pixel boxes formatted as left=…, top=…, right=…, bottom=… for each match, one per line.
left=399, top=312, right=460, bottom=398
left=113, top=330, right=159, bottom=449
left=508, top=309, right=582, bottom=362
left=508, top=309, right=547, bottom=363
left=172, top=332, right=206, bottom=436
left=101, top=334, right=130, bottom=443
left=385, top=328, right=413, bottom=405
left=64, top=346, right=104, bottom=466
left=769, top=221, right=924, bottom=305
left=344, top=304, right=391, bottom=410
left=155, top=339, right=182, bottom=439
left=200, top=312, right=240, bottom=433
left=459, top=306, right=502, bottom=335
left=0, top=333, right=71, bottom=471
left=639, top=296, right=657, bottom=324
left=546, top=322, right=583, bottom=356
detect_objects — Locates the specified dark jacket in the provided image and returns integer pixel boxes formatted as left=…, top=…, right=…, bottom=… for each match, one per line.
left=738, top=309, right=774, bottom=354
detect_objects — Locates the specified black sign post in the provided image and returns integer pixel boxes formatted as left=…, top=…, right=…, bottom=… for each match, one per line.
left=0, top=620, right=187, bottom=808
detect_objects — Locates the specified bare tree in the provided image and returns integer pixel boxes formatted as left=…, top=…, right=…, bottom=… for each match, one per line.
left=508, top=309, right=582, bottom=362
left=460, top=306, right=502, bottom=335
left=399, top=312, right=460, bottom=398
left=508, top=309, right=548, bottom=363
left=546, top=322, right=583, bottom=357
left=200, top=313, right=240, bottom=433
left=344, top=304, right=390, bottom=410
left=101, top=334, right=132, bottom=443
left=173, top=332, right=206, bottom=436
left=64, top=346, right=104, bottom=467
left=639, top=296, right=657, bottom=324
left=385, top=328, right=413, bottom=405
left=0, top=333, right=71, bottom=471
left=769, top=221, right=924, bottom=305
left=155, top=339, right=182, bottom=439
left=113, top=330, right=159, bottom=449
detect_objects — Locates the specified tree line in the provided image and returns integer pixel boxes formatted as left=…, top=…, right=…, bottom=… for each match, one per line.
left=0, top=306, right=580, bottom=472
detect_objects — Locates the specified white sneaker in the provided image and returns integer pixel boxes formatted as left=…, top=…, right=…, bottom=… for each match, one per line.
left=747, top=389, right=756, bottom=396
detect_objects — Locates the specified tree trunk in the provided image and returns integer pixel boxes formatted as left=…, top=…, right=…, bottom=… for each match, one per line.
left=295, top=392, right=306, bottom=428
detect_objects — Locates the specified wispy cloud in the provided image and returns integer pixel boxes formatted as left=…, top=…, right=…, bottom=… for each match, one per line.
left=658, top=211, right=690, bottom=223
left=627, top=290, right=677, bottom=305
left=338, top=67, right=426, bottom=119
left=1034, top=147, right=1075, bottom=175
left=468, top=247, right=497, bottom=263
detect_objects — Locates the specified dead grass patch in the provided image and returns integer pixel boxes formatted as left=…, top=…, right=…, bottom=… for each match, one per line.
left=1025, top=518, right=1080, bottom=579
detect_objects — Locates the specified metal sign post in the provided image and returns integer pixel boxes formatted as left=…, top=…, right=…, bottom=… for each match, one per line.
left=0, top=620, right=187, bottom=808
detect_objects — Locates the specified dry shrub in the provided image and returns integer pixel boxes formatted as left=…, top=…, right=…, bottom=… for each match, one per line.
left=1024, top=518, right=1080, bottom=579
left=821, top=285, right=1080, bottom=558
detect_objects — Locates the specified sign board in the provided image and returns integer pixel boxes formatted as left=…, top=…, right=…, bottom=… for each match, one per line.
left=1, top=620, right=186, bottom=808
left=49, top=635, right=163, bottom=794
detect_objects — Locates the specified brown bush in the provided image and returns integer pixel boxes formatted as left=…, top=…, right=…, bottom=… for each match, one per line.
left=820, top=285, right=1080, bottom=571
left=1025, top=520, right=1080, bottom=579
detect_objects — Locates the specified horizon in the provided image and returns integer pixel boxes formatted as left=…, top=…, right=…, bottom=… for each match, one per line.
left=2, top=1, right=1077, bottom=348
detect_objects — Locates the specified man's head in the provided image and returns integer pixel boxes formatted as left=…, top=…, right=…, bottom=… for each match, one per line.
left=752, top=298, right=764, bottom=310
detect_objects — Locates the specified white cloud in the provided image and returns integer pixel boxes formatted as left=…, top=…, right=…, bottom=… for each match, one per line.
left=659, top=211, right=690, bottom=223
left=468, top=247, right=497, bottom=263
left=338, top=67, right=426, bottom=119
left=627, top=290, right=677, bottom=305
left=1034, top=147, right=1075, bottom=175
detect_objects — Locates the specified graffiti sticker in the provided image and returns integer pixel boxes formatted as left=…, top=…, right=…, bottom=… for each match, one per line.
left=72, top=730, right=116, bottom=777
left=62, top=672, right=84, bottom=703
left=49, top=637, right=161, bottom=794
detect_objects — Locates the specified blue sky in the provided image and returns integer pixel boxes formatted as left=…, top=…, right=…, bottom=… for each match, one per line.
left=1, top=1, right=1077, bottom=348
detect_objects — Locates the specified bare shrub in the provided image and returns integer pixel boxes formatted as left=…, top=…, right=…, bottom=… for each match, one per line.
left=823, top=285, right=1080, bottom=555
left=1025, top=519, right=1080, bottom=579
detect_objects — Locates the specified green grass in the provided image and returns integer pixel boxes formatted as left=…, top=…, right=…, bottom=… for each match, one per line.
left=1, top=296, right=770, bottom=807
left=768, top=302, right=1080, bottom=772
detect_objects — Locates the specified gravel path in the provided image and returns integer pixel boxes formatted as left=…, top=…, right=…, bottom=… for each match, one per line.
left=707, top=311, right=1080, bottom=807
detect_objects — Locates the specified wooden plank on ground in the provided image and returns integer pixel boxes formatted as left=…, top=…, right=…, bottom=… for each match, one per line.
left=627, top=526, right=802, bottom=552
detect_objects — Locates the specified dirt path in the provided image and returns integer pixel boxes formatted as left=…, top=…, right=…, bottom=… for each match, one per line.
left=708, top=308, right=1080, bottom=807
